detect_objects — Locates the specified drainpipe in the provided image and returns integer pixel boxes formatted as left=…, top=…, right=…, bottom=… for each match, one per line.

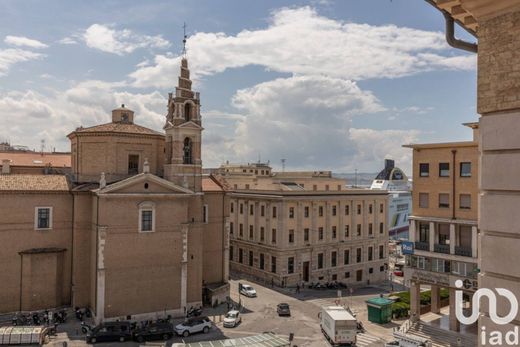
left=452, top=150, right=457, bottom=220
left=424, top=0, right=478, bottom=53
left=70, top=191, right=75, bottom=307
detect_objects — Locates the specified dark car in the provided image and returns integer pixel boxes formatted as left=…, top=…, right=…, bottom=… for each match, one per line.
left=277, top=303, right=291, bottom=316
left=86, top=321, right=132, bottom=344
left=133, top=322, right=174, bottom=342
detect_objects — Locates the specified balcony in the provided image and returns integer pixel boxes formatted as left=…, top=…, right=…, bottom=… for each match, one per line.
left=455, top=246, right=473, bottom=257
left=434, top=244, right=450, bottom=254
left=415, top=241, right=430, bottom=251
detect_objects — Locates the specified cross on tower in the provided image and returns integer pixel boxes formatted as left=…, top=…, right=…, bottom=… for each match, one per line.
left=182, top=22, right=187, bottom=57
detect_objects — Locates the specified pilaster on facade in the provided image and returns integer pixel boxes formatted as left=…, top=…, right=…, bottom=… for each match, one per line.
left=180, top=224, right=189, bottom=314
left=95, top=226, right=107, bottom=324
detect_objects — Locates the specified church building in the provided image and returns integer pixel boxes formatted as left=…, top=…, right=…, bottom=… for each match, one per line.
left=0, top=58, right=230, bottom=323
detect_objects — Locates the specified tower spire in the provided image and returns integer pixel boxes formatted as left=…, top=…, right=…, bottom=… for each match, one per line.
left=182, top=22, right=187, bottom=57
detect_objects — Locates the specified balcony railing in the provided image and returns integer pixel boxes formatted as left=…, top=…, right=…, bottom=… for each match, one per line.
left=455, top=246, right=473, bottom=257
left=434, top=244, right=450, bottom=254
left=415, top=241, right=430, bottom=251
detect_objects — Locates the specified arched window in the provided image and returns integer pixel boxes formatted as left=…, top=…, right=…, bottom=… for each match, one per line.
left=184, top=103, right=191, bottom=121
left=183, top=137, right=192, bottom=164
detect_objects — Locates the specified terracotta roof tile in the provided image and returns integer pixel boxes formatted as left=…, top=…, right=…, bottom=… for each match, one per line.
left=0, top=175, right=69, bottom=191
left=72, top=122, right=163, bottom=136
left=202, top=176, right=223, bottom=192
left=0, top=152, right=71, bottom=167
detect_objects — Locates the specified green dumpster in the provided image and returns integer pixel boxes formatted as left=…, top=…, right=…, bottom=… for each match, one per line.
left=366, top=296, right=394, bottom=324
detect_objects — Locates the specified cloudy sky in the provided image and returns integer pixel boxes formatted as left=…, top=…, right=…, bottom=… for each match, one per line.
left=0, top=0, right=477, bottom=174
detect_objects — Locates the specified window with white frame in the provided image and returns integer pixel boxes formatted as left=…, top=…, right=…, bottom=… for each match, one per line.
left=138, top=202, right=155, bottom=232
left=35, top=207, right=52, bottom=230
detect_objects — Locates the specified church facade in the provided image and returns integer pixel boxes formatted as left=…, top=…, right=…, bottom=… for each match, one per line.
left=0, top=58, right=230, bottom=323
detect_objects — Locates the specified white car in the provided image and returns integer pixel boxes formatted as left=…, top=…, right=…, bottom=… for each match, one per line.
left=223, top=310, right=241, bottom=328
left=240, top=284, right=257, bottom=297
left=174, top=317, right=212, bottom=337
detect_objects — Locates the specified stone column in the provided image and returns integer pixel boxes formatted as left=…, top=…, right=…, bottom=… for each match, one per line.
left=449, top=224, right=456, bottom=255
left=449, top=287, right=460, bottom=332
left=410, top=280, right=421, bottom=322
left=429, top=222, right=435, bottom=252
left=181, top=225, right=188, bottom=314
left=430, top=285, right=441, bottom=314
left=223, top=218, right=230, bottom=281
left=409, top=219, right=416, bottom=243
left=471, top=226, right=478, bottom=258
left=95, top=227, right=107, bottom=324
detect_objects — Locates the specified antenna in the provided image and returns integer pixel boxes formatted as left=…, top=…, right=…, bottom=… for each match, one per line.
left=40, top=139, right=45, bottom=155
left=281, top=159, right=286, bottom=172
left=354, top=168, right=358, bottom=188
left=182, top=22, right=188, bottom=57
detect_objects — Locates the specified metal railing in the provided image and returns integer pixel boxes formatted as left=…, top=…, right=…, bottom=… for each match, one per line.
left=414, top=241, right=430, bottom=251
left=455, top=246, right=473, bottom=257
left=434, top=244, right=450, bottom=254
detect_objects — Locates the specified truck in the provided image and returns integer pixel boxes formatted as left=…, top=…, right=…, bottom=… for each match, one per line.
left=320, top=306, right=357, bottom=346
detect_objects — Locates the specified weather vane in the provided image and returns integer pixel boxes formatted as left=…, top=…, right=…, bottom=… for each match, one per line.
left=182, top=22, right=187, bottom=57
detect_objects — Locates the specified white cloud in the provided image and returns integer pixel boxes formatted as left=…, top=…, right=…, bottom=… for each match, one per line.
left=0, top=48, right=45, bottom=76
left=83, top=24, right=170, bottom=55
left=202, top=75, right=394, bottom=170
left=57, top=36, right=79, bottom=45
left=129, top=6, right=476, bottom=88
left=4, top=35, right=48, bottom=49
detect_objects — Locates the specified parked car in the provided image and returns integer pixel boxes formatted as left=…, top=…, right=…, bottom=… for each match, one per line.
left=240, top=284, right=257, bottom=297
left=174, top=317, right=212, bottom=337
left=277, top=303, right=291, bottom=316
left=393, top=270, right=404, bottom=277
left=86, top=321, right=132, bottom=344
left=223, top=310, right=241, bottom=328
left=133, top=322, right=174, bottom=342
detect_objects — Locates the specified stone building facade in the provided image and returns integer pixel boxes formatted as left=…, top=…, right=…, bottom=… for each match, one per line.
left=404, top=123, right=479, bottom=332
left=218, top=164, right=389, bottom=287
left=0, top=58, right=229, bottom=323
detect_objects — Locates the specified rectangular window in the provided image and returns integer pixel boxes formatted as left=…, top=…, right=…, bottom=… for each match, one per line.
left=460, top=162, right=472, bottom=177
left=368, top=247, right=373, bottom=261
left=369, top=268, right=373, bottom=274
left=259, top=253, right=265, bottom=270
left=318, top=227, right=324, bottom=240
left=304, top=228, right=309, bottom=242
left=288, top=257, right=294, bottom=274
left=289, top=229, right=295, bottom=243
left=230, top=202, right=234, bottom=213
left=313, top=184, right=317, bottom=191
left=304, top=206, right=309, bottom=217
left=250, top=204, right=254, bottom=215
left=249, top=251, right=253, bottom=266
left=271, top=256, right=277, bottom=273
left=439, top=193, right=450, bottom=208
left=357, top=205, right=361, bottom=215
left=272, top=206, right=277, bottom=218
left=419, top=163, right=429, bottom=177
left=203, top=205, right=208, bottom=223
left=35, top=207, right=52, bottom=229
left=318, top=253, right=324, bottom=269
left=332, top=226, right=337, bottom=239
left=439, top=163, right=450, bottom=177
left=239, top=224, right=243, bottom=237
left=419, top=223, right=429, bottom=242
left=332, top=205, right=337, bottom=216
left=141, top=210, right=153, bottom=232
left=229, top=246, right=234, bottom=261
left=369, top=204, right=373, bottom=214
left=379, top=222, right=384, bottom=234
left=380, top=203, right=384, bottom=213
left=319, top=206, right=324, bottom=217
left=249, top=225, right=254, bottom=239
left=344, top=225, right=350, bottom=238
left=289, top=207, right=295, bottom=218
left=240, top=203, right=243, bottom=214
left=128, top=154, right=139, bottom=175
left=325, top=185, right=329, bottom=191
left=379, top=245, right=384, bottom=259
left=460, top=194, right=471, bottom=210
left=260, top=227, right=265, bottom=242
left=230, top=222, right=234, bottom=235
left=356, top=248, right=362, bottom=263
left=345, top=205, right=350, bottom=215
left=356, top=224, right=361, bottom=236
left=272, top=228, right=277, bottom=243
left=344, top=250, right=350, bottom=265
left=345, top=272, right=350, bottom=279
left=368, top=223, right=373, bottom=235
left=261, top=205, right=265, bottom=216
left=419, top=193, right=429, bottom=208
left=438, top=224, right=450, bottom=245
left=239, top=249, right=243, bottom=263
left=380, top=266, right=385, bottom=272
left=331, top=251, right=337, bottom=267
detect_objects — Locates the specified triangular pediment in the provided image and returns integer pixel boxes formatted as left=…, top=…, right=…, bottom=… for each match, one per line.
left=177, top=121, right=203, bottom=130
left=98, top=173, right=194, bottom=195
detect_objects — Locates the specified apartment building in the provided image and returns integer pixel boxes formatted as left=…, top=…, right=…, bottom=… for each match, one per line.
left=217, top=165, right=389, bottom=287
left=403, top=122, right=479, bottom=332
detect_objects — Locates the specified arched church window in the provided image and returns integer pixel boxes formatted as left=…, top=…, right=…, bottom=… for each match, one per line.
left=183, top=137, right=192, bottom=164
left=184, top=103, right=191, bottom=121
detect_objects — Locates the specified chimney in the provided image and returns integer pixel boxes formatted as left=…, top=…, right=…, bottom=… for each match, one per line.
left=2, top=159, right=10, bottom=174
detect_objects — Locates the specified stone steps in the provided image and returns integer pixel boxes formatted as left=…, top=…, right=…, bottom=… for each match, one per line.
left=407, top=322, right=476, bottom=347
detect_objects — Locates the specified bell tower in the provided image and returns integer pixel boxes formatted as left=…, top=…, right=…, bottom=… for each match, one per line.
left=163, top=57, right=203, bottom=192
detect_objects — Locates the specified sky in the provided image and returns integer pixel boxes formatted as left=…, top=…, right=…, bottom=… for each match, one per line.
left=0, top=0, right=478, bottom=174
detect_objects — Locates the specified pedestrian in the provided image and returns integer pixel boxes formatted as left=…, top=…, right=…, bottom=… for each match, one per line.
left=296, top=284, right=300, bottom=294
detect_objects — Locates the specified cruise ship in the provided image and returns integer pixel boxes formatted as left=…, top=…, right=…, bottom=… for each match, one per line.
left=370, top=159, right=412, bottom=240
